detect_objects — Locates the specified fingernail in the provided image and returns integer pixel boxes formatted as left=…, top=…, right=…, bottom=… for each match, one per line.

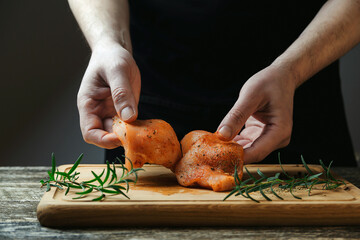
left=218, top=125, right=232, bottom=139
left=121, top=107, right=134, bottom=121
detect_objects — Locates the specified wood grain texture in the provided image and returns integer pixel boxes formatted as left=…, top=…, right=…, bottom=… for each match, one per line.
left=1, top=166, right=360, bottom=239
left=36, top=164, right=360, bottom=228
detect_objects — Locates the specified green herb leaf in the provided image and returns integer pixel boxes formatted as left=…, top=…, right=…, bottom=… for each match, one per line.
left=41, top=153, right=143, bottom=201
left=245, top=188, right=259, bottom=203
left=47, top=171, right=54, bottom=181
left=289, top=180, right=302, bottom=200
left=51, top=152, right=56, bottom=177
left=50, top=183, right=63, bottom=190
left=270, top=181, right=283, bottom=200
left=109, top=185, right=126, bottom=191
left=101, top=188, right=121, bottom=194
left=72, top=195, right=85, bottom=200
left=223, top=187, right=238, bottom=201
left=91, top=171, right=104, bottom=186
left=103, top=161, right=111, bottom=184
left=301, top=155, right=313, bottom=175
left=65, top=185, right=70, bottom=195
left=76, top=187, right=93, bottom=195
left=225, top=153, right=344, bottom=203
left=245, top=167, right=257, bottom=181
left=307, top=172, right=323, bottom=181
left=234, top=165, right=241, bottom=185
left=68, top=153, right=83, bottom=176
left=256, top=168, right=267, bottom=179
left=278, top=153, right=292, bottom=179
left=259, top=186, right=272, bottom=201
left=92, top=194, right=105, bottom=201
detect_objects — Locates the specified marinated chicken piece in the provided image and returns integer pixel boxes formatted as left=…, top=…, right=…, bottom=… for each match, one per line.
left=113, top=116, right=182, bottom=171
left=175, top=130, right=244, bottom=192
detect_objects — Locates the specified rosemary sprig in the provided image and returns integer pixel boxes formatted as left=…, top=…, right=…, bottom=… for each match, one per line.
left=224, top=153, right=345, bottom=202
left=40, top=153, right=144, bottom=201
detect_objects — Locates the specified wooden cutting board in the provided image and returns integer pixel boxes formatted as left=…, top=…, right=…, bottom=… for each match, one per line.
left=37, top=164, right=360, bottom=227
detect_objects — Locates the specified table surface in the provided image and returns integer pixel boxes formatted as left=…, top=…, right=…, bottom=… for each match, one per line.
left=1, top=166, right=360, bottom=240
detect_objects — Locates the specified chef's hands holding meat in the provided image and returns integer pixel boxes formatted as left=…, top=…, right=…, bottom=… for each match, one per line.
left=75, top=32, right=296, bottom=164
left=77, top=41, right=141, bottom=149
left=78, top=46, right=296, bottom=164
left=109, top=62, right=298, bottom=190
left=217, top=64, right=296, bottom=164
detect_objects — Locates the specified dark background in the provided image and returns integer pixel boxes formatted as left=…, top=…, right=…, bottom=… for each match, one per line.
left=0, top=0, right=359, bottom=166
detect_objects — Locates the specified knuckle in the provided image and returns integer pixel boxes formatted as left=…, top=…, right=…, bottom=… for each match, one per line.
left=119, top=49, right=133, bottom=61
left=82, top=129, right=99, bottom=145
left=112, top=87, right=129, bottom=104
left=82, top=134, right=92, bottom=144
left=109, top=58, right=131, bottom=74
left=77, top=96, right=94, bottom=110
left=228, top=108, right=247, bottom=125
left=77, top=92, right=85, bottom=108
left=279, top=125, right=292, bottom=147
left=80, top=126, right=91, bottom=144
left=77, top=97, right=82, bottom=109
left=281, top=136, right=291, bottom=147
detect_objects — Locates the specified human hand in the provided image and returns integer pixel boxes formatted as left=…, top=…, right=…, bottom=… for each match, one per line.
left=217, top=64, right=296, bottom=164
left=77, top=41, right=141, bottom=149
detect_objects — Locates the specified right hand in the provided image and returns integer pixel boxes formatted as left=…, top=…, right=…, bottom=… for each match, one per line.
left=217, top=64, right=295, bottom=164
left=77, top=41, right=141, bottom=149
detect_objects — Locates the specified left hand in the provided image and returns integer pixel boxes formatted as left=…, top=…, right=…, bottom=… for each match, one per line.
left=217, top=64, right=297, bottom=164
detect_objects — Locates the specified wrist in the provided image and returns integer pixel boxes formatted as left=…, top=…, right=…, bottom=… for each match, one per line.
left=91, top=30, right=132, bottom=54
left=92, top=38, right=131, bottom=58
left=270, top=56, right=303, bottom=89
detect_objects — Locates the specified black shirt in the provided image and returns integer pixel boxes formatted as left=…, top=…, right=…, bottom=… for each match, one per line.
left=106, top=0, right=357, bottom=166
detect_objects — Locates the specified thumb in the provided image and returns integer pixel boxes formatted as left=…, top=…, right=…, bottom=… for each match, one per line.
left=217, top=93, right=258, bottom=140
left=107, top=70, right=138, bottom=122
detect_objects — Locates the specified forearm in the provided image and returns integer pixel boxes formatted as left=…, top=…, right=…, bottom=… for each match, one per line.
left=68, top=0, right=132, bottom=52
left=272, top=0, right=360, bottom=87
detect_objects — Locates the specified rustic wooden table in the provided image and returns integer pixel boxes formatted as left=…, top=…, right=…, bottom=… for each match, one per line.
left=1, top=166, right=360, bottom=239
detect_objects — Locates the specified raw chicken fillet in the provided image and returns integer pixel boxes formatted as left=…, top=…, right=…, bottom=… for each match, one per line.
left=175, top=130, right=244, bottom=191
left=112, top=117, right=244, bottom=192
left=112, top=116, right=182, bottom=171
